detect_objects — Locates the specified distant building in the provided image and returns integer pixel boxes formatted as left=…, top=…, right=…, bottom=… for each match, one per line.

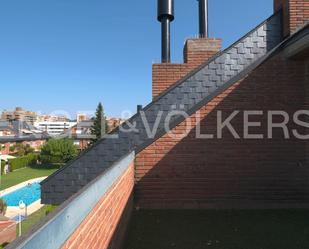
left=0, top=120, right=49, bottom=155
left=34, top=121, right=77, bottom=136
left=107, top=118, right=125, bottom=131
left=65, top=121, right=94, bottom=150
left=36, top=115, right=69, bottom=122
left=77, top=113, right=88, bottom=123
left=59, top=118, right=124, bottom=150
left=1, top=107, right=37, bottom=124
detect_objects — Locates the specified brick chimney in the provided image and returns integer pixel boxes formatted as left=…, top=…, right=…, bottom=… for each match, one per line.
left=274, top=0, right=309, bottom=37
left=152, top=0, right=222, bottom=98
left=152, top=38, right=222, bottom=98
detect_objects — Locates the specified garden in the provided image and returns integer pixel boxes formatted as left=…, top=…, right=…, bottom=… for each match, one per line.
left=0, top=138, right=78, bottom=247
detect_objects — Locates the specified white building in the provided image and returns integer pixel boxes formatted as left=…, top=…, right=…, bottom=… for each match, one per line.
left=34, top=121, right=77, bottom=136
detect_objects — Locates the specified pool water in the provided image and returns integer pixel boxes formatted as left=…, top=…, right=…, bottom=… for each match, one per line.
left=1, top=182, right=41, bottom=207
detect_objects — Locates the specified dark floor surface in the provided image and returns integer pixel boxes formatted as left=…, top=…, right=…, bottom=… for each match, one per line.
left=124, top=209, right=309, bottom=249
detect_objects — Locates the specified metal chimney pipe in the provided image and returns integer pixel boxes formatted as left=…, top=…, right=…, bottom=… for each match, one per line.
left=158, top=0, right=174, bottom=63
left=198, top=0, right=209, bottom=38
left=137, top=105, right=143, bottom=113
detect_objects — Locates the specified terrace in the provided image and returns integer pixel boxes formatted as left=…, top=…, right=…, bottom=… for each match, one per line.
left=5, top=0, right=309, bottom=248
left=124, top=209, right=309, bottom=249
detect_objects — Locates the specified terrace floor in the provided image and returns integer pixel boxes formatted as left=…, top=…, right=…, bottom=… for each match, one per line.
left=124, top=209, right=309, bottom=249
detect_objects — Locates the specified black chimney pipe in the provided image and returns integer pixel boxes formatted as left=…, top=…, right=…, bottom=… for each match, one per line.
left=157, top=0, right=174, bottom=63
left=198, top=0, right=209, bottom=38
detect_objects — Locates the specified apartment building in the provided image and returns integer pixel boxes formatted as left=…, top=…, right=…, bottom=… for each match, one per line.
left=34, top=121, right=77, bottom=136
left=1, top=107, right=37, bottom=124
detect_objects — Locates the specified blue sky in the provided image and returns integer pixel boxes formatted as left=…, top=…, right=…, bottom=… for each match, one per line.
left=0, top=0, right=272, bottom=119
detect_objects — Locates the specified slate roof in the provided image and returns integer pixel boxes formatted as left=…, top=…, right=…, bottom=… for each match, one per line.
left=0, top=120, right=34, bottom=133
left=0, top=121, right=50, bottom=142
left=57, top=120, right=94, bottom=140
left=41, top=11, right=285, bottom=205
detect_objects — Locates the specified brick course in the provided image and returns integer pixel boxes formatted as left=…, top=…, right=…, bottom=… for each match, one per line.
left=184, top=38, right=222, bottom=66
left=136, top=53, right=309, bottom=209
left=152, top=38, right=222, bottom=98
left=0, top=142, right=12, bottom=155
left=0, top=221, right=16, bottom=245
left=274, top=0, right=309, bottom=36
left=61, top=162, right=134, bottom=249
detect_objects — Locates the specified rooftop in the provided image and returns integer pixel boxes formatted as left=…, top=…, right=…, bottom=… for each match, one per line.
left=4, top=1, right=309, bottom=248
left=124, top=209, right=309, bottom=249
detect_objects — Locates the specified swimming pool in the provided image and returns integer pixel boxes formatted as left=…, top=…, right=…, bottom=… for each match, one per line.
left=1, top=182, right=41, bottom=207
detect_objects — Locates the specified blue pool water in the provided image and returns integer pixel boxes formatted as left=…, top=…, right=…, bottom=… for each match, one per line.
left=1, top=182, right=41, bottom=207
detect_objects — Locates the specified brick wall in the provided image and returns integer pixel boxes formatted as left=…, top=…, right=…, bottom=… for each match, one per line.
left=152, top=63, right=192, bottom=98
left=62, top=162, right=134, bottom=249
left=0, top=221, right=16, bottom=245
left=289, top=0, right=309, bottom=32
left=79, top=139, right=91, bottom=150
left=135, top=53, right=308, bottom=209
left=22, top=140, right=45, bottom=151
left=184, top=38, right=222, bottom=66
left=274, top=0, right=309, bottom=36
left=152, top=39, right=221, bottom=98
left=0, top=142, right=12, bottom=155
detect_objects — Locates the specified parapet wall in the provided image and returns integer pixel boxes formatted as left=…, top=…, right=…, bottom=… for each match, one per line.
left=8, top=152, right=135, bottom=249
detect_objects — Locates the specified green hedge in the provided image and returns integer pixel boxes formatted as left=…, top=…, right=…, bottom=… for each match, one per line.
left=8, top=153, right=39, bottom=171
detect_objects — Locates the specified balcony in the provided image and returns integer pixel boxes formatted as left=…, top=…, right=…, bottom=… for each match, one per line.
left=124, top=209, right=309, bottom=249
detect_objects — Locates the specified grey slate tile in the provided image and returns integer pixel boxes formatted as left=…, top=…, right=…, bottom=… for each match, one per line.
left=41, top=12, right=283, bottom=205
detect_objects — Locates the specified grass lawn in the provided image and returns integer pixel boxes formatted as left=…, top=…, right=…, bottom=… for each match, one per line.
left=0, top=166, right=58, bottom=191
left=0, top=206, right=57, bottom=248
left=17, top=205, right=57, bottom=237
left=124, top=209, right=309, bottom=249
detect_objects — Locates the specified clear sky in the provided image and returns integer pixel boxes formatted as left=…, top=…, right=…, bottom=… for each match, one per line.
left=0, top=0, right=273, bottom=119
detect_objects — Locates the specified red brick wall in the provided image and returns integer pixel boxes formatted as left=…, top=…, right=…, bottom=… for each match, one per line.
left=274, top=0, right=309, bottom=36
left=0, top=140, right=45, bottom=155
left=0, top=142, right=12, bottom=155
left=79, top=139, right=91, bottom=150
left=22, top=140, right=45, bottom=151
left=62, top=162, right=134, bottom=249
left=0, top=221, right=16, bottom=244
left=289, top=0, right=309, bottom=32
left=184, top=38, right=222, bottom=67
left=152, top=39, right=221, bottom=98
left=152, top=64, right=193, bottom=98
left=135, top=53, right=308, bottom=209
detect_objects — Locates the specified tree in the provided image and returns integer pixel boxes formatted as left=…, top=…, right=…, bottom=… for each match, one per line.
left=40, top=138, right=78, bottom=164
left=9, top=145, right=15, bottom=152
left=91, top=102, right=109, bottom=144
left=0, top=199, right=7, bottom=216
left=13, top=143, right=34, bottom=156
